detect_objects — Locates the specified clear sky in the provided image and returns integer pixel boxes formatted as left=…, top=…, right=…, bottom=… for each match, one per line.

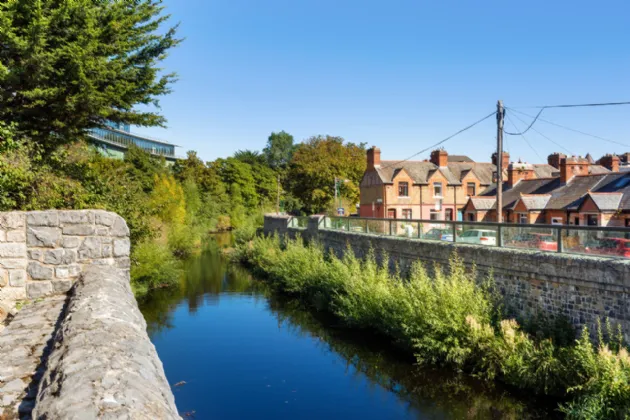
left=134, top=0, right=630, bottom=164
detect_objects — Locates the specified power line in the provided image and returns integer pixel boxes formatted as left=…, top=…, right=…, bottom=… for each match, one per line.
left=507, top=109, right=574, bottom=155
left=507, top=107, right=630, bottom=149
left=510, top=101, right=630, bottom=109
left=505, top=112, right=544, bottom=162
left=380, top=111, right=496, bottom=170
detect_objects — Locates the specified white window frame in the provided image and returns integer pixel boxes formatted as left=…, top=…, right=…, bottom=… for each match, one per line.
left=433, top=182, right=443, bottom=198
left=518, top=213, right=528, bottom=224
left=429, top=210, right=441, bottom=221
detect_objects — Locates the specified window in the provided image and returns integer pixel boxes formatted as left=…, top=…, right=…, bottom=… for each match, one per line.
left=626, top=219, right=630, bottom=228
left=587, top=214, right=598, bottom=226
left=551, top=217, right=563, bottom=225
left=518, top=213, right=528, bottom=224
left=434, top=182, right=442, bottom=197
left=430, top=210, right=441, bottom=220
left=574, top=217, right=580, bottom=226
left=467, top=182, right=476, bottom=196
left=467, top=213, right=476, bottom=222
left=388, top=209, right=396, bottom=219
left=445, top=209, right=453, bottom=221
left=402, top=209, right=412, bottom=219
left=398, top=182, right=409, bottom=197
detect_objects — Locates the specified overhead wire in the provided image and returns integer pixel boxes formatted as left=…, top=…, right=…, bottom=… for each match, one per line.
left=506, top=107, right=630, bottom=149
left=379, top=110, right=496, bottom=170
left=504, top=112, right=544, bottom=162
left=506, top=109, right=574, bottom=155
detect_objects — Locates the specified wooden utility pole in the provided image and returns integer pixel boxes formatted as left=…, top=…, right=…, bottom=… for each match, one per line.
left=496, top=100, right=504, bottom=223
left=276, top=175, right=280, bottom=214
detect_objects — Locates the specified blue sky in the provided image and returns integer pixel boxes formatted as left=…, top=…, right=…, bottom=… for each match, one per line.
left=135, top=0, right=630, bottom=164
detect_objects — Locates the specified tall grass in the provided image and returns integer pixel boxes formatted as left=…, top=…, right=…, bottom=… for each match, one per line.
left=235, top=234, right=630, bottom=419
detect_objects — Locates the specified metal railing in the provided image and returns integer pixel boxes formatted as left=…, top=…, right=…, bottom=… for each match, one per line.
left=288, top=216, right=309, bottom=229
left=88, top=128, right=176, bottom=158
left=319, top=216, right=630, bottom=259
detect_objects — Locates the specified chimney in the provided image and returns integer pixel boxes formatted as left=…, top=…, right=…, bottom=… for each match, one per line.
left=367, top=146, right=381, bottom=170
left=599, top=154, right=620, bottom=172
left=560, top=156, right=589, bottom=183
left=430, top=149, right=448, bottom=167
left=507, top=161, right=535, bottom=188
left=547, top=152, right=566, bottom=170
left=491, top=152, right=510, bottom=169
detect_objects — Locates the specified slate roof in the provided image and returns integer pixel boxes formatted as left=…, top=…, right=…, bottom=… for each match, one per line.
left=518, top=194, right=552, bottom=210
left=479, top=172, right=630, bottom=212
left=468, top=197, right=496, bottom=210
left=587, top=192, right=623, bottom=211
left=589, top=165, right=611, bottom=175
left=447, top=155, right=474, bottom=163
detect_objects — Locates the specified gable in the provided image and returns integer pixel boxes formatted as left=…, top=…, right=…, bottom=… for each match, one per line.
left=360, top=170, right=384, bottom=188
left=578, top=195, right=600, bottom=212
left=391, top=168, right=413, bottom=183
left=426, top=168, right=450, bottom=184
left=514, top=199, right=529, bottom=213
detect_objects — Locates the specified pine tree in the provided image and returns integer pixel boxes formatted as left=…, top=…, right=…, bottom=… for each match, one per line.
left=0, top=0, right=181, bottom=148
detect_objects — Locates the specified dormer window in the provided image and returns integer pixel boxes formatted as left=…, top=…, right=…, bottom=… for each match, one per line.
left=434, top=182, right=442, bottom=197
left=398, top=182, right=409, bottom=197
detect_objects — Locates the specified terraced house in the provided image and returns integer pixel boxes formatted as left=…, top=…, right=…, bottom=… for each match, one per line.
left=359, top=147, right=557, bottom=221
left=462, top=153, right=630, bottom=227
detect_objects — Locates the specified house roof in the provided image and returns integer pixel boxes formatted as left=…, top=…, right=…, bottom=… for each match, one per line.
left=467, top=197, right=496, bottom=210
left=447, top=155, right=474, bottom=163
left=585, top=192, right=623, bottom=211
left=479, top=172, right=630, bottom=212
left=518, top=194, right=552, bottom=210
left=588, top=165, right=611, bottom=175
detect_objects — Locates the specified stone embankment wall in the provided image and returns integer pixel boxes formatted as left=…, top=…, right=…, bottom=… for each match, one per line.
left=0, top=210, right=130, bottom=320
left=0, top=211, right=179, bottom=419
left=264, top=215, right=630, bottom=341
left=33, top=266, right=180, bottom=419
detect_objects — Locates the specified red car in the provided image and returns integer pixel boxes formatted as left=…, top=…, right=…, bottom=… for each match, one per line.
left=531, top=233, right=558, bottom=251
left=585, top=238, right=630, bottom=258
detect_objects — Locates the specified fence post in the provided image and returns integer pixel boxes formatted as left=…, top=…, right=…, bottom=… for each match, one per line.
left=452, top=222, right=457, bottom=243
left=497, top=224, right=503, bottom=247
left=417, top=222, right=421, bottom=239
left=557, top=226, right=564, bottom=253
left=389, top=220, right=393, bottom=236
left=346, top=218, right=350, bottom=232
left=365, top=219, right=369, bottom=233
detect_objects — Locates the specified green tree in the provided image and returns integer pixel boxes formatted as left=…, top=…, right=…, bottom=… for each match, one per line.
left=234, top=149, right=265, bottom=165
left=288, top=136, right=366, bottom=214
left=0, top=0, right=181, bottom=148
left=263, top=131, right=295, bottom=169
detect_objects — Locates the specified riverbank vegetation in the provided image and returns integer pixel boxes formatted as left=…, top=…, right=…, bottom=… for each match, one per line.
left=234, top=235, right=630, bottom=419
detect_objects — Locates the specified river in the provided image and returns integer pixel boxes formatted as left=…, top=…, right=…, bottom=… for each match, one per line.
left=138, top=235, right=557, bottom=419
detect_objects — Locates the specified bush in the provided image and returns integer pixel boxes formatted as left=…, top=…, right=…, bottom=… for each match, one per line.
left=130, top=240, right=182, bottom=296
left=236, top=234, right=630, bottom=418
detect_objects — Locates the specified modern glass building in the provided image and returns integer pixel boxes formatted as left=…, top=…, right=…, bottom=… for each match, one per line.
left=88, top=122, right=179, bottom=162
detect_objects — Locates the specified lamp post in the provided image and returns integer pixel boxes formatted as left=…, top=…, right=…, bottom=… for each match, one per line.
left=334, top=177, right=349, bottom=216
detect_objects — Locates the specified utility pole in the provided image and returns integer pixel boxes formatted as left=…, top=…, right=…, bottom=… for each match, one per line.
left=496, top=100, right=504, bottom=223
left=334, top=177, right=338, bottom=215
left=276, top=174, right=280, bottom=215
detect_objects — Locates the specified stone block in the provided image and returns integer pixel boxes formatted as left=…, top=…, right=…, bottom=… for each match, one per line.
left=116, top=257, right=131, bottom=269
left=44, top=249, right=76, bottom=265
left=8, top=270, right=26, bottom=287
left=28, top=249, right=43, bottom=261
left=110, top=216, right=130, bottom=237
left=6, top=229, right=25, bottom=242
left=59, top=211, right=94, bottom=225
left=113, top=238, right=130, bottom=257
left=0, top=230, right=5, bottom=242
left=55, top=265, right=81, bottom=279
left=26, top=281, right=53, bottom=299
left=62, top=236, right=83, bottom=249
left=27, top=262, right=54, bottom=280
left=26, top=211, right=59, bottom=227
left=52, top=280, right=73, bottom=293
left=0, top=268, right=7, bottom=287
left=0, top=259, right=27, bottom=269
left=62, top=224, right=96, bottom=236
left=94, top=211, right=115, bottom=227
left=96, top=227, right=109, bottom=236
left=102, top=244, right=113, bottom=258
left=27, top=227, right=62, bottom=248
left=0, top=213, right=25, bottom=229
left=0, top=243, right=26, bottom=258
left=78, top=237, right=101, bottom=260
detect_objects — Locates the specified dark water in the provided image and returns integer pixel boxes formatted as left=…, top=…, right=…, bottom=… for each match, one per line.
left=139, top=235, right=556, bottom=420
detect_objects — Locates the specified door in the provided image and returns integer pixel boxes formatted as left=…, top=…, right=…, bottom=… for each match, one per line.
left=387, top=209, right=396, bottom=219
left=445, top=209, right=454, bottom=221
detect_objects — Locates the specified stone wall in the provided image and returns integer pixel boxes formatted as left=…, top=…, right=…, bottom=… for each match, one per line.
left=32, top=266, right=180, bottom=419
left=265, top=215, right=630, bottom=341
left=0, top=210, right=130, bottom=320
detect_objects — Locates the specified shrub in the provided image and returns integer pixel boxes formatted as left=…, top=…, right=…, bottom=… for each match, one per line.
left=130, top=240, right=182, bottom=296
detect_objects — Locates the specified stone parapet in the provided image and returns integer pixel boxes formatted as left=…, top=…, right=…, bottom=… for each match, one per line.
left=32, top=266, right=180, bottom=419
left=0, top=210, right=130, bottom=320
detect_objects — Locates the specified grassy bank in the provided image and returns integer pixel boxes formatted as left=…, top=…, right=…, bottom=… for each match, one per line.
left=234, top=234, right=630, bottom=419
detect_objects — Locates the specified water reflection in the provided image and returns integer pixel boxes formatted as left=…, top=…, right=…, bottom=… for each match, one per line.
left=139, top=235, right=557, bottom=419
